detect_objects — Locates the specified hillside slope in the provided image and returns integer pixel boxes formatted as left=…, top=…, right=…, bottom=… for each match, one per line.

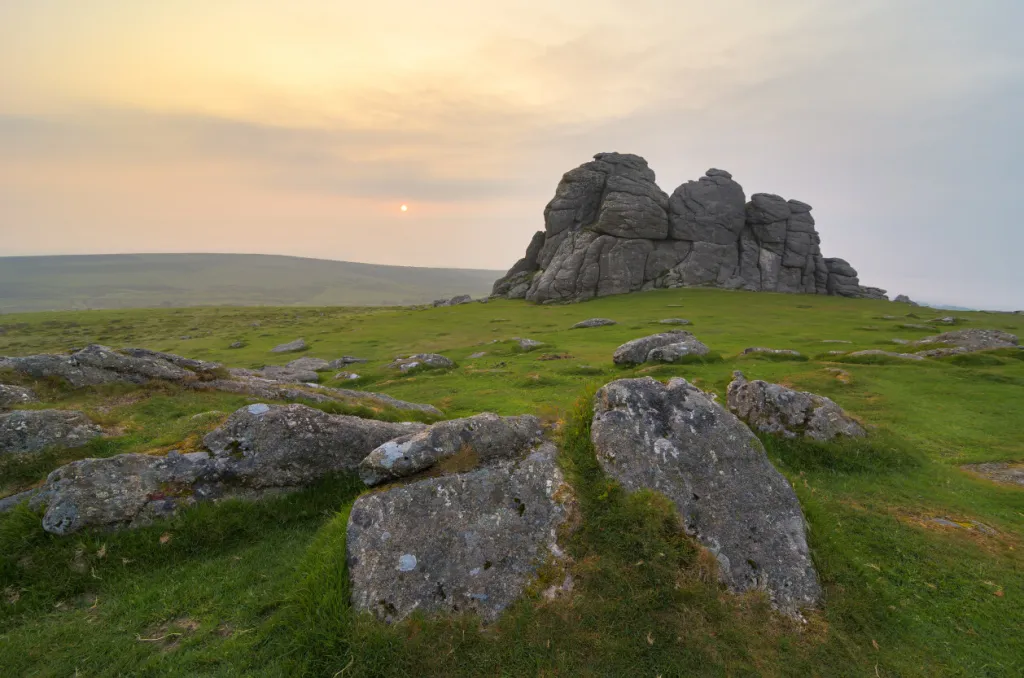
left=0, top=254, right=502, bottom=311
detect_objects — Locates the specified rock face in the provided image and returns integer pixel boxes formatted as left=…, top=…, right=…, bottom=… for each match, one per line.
left=727, top=372, right=865, bottom=441
left=0, top=384, right=37, bottom=410
left=492, top=154, right=884, bottom=303
left=347, top=442, right=573, bottom=623
left=270, top=338, right=307, bottom=353
left=612, top=331, right=709, bottom=365
left=591, top=377, right=820, bottom=616
left=15, top=404, right=426, bottom=535
left=388, top=354, right=456, bottom=372
left=0, top=345, right=221, bottom=388
left=359, top=413, right=543, bottom=485
left=0, top=410, right=102, bottom=455
left=571, top=318, right=617, bottom=329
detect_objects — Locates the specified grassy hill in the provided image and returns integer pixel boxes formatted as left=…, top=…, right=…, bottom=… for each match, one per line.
left=0, top=289, right=1022, bottom=676
left=0, top=254, right=503, bottom=311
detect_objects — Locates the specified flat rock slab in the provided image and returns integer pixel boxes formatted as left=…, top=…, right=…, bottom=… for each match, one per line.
left=591, top=377, right=820, bottom=616
left=253, top=365, right=320, bottom=383
left=846, top=350, right=925, bottom=361
left=329, top=356, right=369, bottom=368
left=359, top=413, right=543, bottom=485
left=286, top=357, right=330, bottom=372
left=0, top=384, right=37, bottom=410
left=388, top=354, right=456, bottom=372
left=915, top=329, right=1018, bottom=352
left=270, top=338, right=308, bottom=353
left=0, top=345, right=220, bottom=388
left=514, top=338, right=544, bottom=351
left=571, top=318, right=617, bottom=329
left=613, top=331, right=708, bottom=365
left=658, top=318, right=691, bottom=325
left=741, top=348, right=803, bottom=357
left=347, top=443, right=573, bottom=623
left=962, top=462, right=1024, bottom=488
left=0, top=409, right=102, bottom=455
left=727, top=372, right=865, bottom=441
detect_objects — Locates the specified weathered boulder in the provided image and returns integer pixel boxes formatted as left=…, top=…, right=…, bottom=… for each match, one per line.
left=202, top=404, right=426, bottom=487
left=0, top=384, right=37, bottom=410
left=612, top=331, right=709, bottom=365
left=286, top=357, right=330, bottom=372
left=0, top=345, right=219, bottom=388
left=0, top=410, right=102, bottom=455
left=250, top=365, right=320, bottom=383
left=571, top=318, right=617, bottom=329
left=727, top=372, right=865, bottom=441
left=388, top=354, right=455, bottom=372
left=591, top=377, right=820, bottom=616
left=515, top=338, right=544, bottom=352
left=328, top=356, right=369, bottom=369
left=915, top=329, right=1018, bottom=353
left=893, top=294, right=918, bottom=305
left=334, top=371, right=361, bottom=381
left=347, top=442, right=573, bottom=623
left=270, top=338, right=307, bottom=353
left=14, top=405, right=425, bottom=535
left=492, top=154, right=883, bottom=303
left=658, top=318, right=691, bottom=326
left=433, top=295, right=473, bottom=307
left=359, top=413, right=543, bottom=485
left=741, top=348, right=803, bottom=358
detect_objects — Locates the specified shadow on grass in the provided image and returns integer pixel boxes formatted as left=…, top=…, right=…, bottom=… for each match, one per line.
left=760, top=432, right=923, bottom=475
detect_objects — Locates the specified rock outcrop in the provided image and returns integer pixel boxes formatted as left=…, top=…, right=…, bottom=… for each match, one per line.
left=17, top=404, right=425, bottom=535
left=727, top=372, right=866, bottom=441
left=612, top=331, right=710, bottom=365
left=0, top=384, right=37, bottom=410
left=359, top=413, right=543, bottom=486
left=492, top=153, right=884, bottom=303
left=347, top=441, right=573, bottom=623
left=914, top=329, right=1018, bottom=355
left=0, top=410, right=102, bottom=455
left=591, top=377, right=821, bottom=616
left=388, top=354, right=455, bottom=372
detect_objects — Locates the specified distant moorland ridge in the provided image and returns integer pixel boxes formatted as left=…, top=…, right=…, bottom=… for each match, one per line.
left=0, top=254, right=503, bottom=312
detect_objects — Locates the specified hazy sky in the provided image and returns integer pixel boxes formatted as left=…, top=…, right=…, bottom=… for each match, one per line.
left=1, top=1, right=1022, bottom=309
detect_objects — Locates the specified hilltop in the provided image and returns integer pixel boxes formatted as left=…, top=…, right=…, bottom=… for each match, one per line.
left=0, top=253, right=502, bottom=312
left=0, top=289, right=1022, bottom=676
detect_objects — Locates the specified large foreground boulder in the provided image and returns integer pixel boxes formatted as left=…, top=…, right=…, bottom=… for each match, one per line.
left=11, top=404, right=424, bottom=535
left=591, top=377, right=820, bottom=616
left=727, top=372, right=865, bottom=441
left=0, top=384, right=37, bottom=410
left=347, top=442, right=573, bottom=623
left=0, top=410, right=102, bottom=455
left=491, top=154, right=883, bottom=303
left=359, top=413, right=543, bottom=485
left=612, top=331, right=710, bottom=365
left=0, top=345, right=221, bottom=388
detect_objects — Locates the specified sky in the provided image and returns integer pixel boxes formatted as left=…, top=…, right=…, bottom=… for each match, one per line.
left=1, top=1, right=1022, bottom=309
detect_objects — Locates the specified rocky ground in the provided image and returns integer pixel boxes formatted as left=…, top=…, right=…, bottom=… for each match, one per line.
left=0, top=288, right=1021, bottom=676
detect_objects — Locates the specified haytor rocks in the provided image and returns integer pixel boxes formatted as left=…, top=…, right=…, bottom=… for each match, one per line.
left=727, top=372, right=866, bottom=441
left=493, top=153, right=884, bottom=303
left=591, top=377, right=821, bottom=616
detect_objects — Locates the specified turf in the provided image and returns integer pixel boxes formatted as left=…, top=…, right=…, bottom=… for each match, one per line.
left=0, top=287, right=1022, bottom=676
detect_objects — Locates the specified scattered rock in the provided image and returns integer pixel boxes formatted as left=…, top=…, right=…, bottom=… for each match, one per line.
left=388, top=354, right=456, bottom=372
left=514, top=338, right=544, bottom=352
left=468, top=352, right=488, bottom=359
left=962, top=462, right=1024, bottom=488
left=727, top=372, right=865, bottom=441
left=741, top=348, right=802, bottom=357
left=824, top=368, right=852, bottom=383
left=334, top=372, right=361, bottom=381
left=328, top=356, right=369, bottom=369
left=537, top=353, right=573, bottom=361
left=890, top=338, right=911, bottom=345
left=433, top=295, right=473, bottom=307
left=893, top=294, right=918, bottom=305
left=900, top=324, right=933, bottom=331
left=928, top=316, right=960, bottom=325
left=591, top=377, right=820, bottom=616
left=347, top=441, right=572, bottom=623
left=571, top=318, right=617, bottom=329
left=0, top=345, right=222, bottom=388
left=658, top=318, right=691, bottom=326
left=0, top=410, right=102, bottom=455
left=825, top=350, right=848, bottom=356
left=359, top=413, right=542, bottom=485
left=927, top=517, right=997, bottom=535
left=251, top=365, right=320, bottom=384
left=286, top=357, right=330, bottom=372
left=229, top=341, right=245, bottom=349
left=0, top=384, right=37, bottom=410
left=613, top=331, right=709, bottom=365
left=492, top=153, right=883, bottom=303
left=821, top=340, right=852, bottom=344
left=16, top=405, right=424, bottom=535
left=270, top=338, right=307, bottom=353
left=846, top=350, right=925, bottom=361
left=915, top=329, right=1018, bottom=353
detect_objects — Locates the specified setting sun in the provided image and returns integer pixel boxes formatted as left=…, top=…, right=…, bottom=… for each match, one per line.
left=400, top=204, right=408, bottom=212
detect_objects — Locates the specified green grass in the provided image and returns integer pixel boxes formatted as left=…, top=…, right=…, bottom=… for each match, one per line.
left=0, top=287, right=1022, bottom=675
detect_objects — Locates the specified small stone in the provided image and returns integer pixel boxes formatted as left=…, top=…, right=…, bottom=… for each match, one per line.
left=741, top=347, right=802, bottom=357
left=657, top=318, right=691, bottom=326
left=229, top=341, right=245, bottom=349
left=328, top=356, right=369, bottom=369
left=571, top=318, right=617, bottom=329
left=847, top=350, right=925, bottom=361
left=514, top=338, right=544, bottom=352
left=334, top=372, right=361, bottom=381
left=270, top=338, right=307, bottom=353
left=286, top=357, right=330, bottom=372
left=468, top=352, right=487, bottom=359
left=388, top=354, right=456, bottom=372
